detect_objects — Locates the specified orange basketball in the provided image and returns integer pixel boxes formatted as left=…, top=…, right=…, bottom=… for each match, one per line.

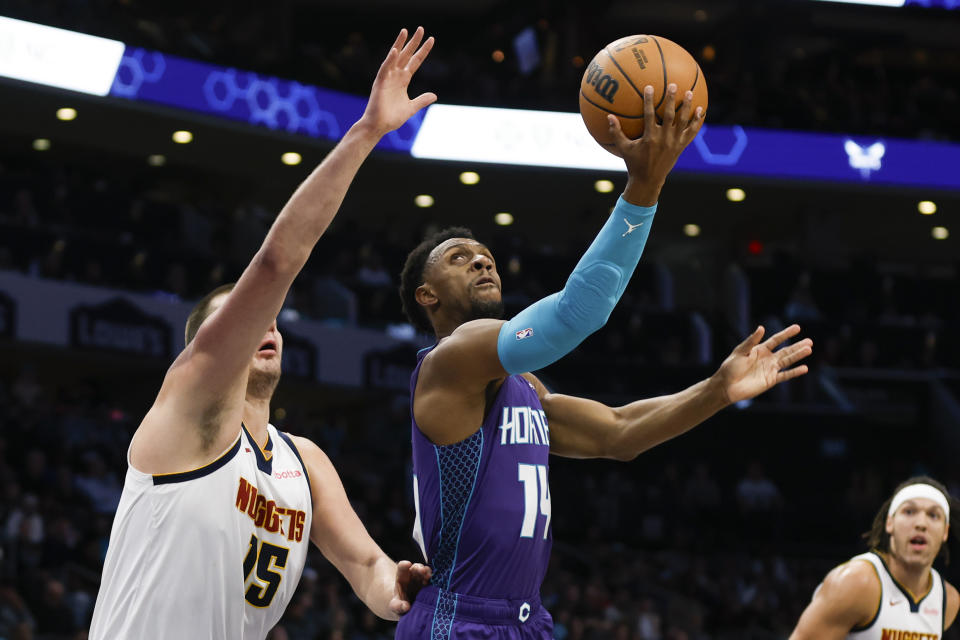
left=579, top=35, right=708, bottom=156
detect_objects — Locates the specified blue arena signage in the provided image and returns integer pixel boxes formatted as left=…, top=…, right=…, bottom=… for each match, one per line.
left=1, top=15, right=958, bottom=189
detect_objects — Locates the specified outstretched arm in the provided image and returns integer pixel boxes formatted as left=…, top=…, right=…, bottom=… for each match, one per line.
left=416, top=86, right=704, bottom=446
left=291, top=436, right=432, bottom=620
left=541, top=325, right=812, bottom=460
left=138, top=29, right=436, bottom=465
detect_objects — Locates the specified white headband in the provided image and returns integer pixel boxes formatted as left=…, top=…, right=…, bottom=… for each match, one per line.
left=888, top=484, right=950, bottom=521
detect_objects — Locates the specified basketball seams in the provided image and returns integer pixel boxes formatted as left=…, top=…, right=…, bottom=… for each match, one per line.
left=580, top=34, right=706, bottom=155
left=651, top=36, right=668, bottom=110
left=603, top=47, right=646, bottom=107
left=579, top=90, right=644, bottom=119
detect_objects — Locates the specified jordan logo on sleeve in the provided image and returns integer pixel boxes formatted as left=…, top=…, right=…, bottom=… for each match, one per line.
left=622, top=219, right=643, bottom=237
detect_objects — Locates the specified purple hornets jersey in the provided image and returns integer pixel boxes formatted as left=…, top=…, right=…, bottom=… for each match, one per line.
left=409, top=346, right=553, bottom=601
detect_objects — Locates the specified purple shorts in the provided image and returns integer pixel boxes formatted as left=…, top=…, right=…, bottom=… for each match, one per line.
left=395, top=586, right=553, bottom=639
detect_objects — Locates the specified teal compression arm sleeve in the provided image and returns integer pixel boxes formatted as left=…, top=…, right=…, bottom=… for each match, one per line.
left=497, top=196, right=657, bottom=374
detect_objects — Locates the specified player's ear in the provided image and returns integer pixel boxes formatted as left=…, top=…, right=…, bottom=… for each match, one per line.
left=416, top=283, right=438, bottom=308
left=943, top=523, right=950, bottom=543
left=885, top=515, right=895, bottom=536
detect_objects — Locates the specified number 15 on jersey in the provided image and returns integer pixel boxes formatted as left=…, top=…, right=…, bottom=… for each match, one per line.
left=518, top=463, right=551, bottom=539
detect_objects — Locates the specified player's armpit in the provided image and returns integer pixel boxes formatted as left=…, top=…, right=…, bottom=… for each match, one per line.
left=945, top=581, right=959, bottom=629
left=414, top=318, right=509, bottom=445
left=290, top=435, right=400, bottom=620
left=789, top=560, right=882, bottom=640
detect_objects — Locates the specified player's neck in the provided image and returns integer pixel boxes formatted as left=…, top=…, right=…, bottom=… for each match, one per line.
left=880, top=550, right=932, bottom=599
left=242, top=396, right=271, bottom=448
left=433, top=308, right=476, bottom=340
left=432, top=318, right=458, bottom=340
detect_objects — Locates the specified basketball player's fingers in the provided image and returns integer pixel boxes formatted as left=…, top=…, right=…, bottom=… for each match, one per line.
left=641, top=85, right=656, bottom=132
left=680, top=107, right=706, bottom=144
left=776, top=364, right=809, bottom=383
left=389, top=597, right=411, bottom=615
left=661, top=84, right=679, bottom=129
left=376, top=46, right=400, bottom=78
left=783, top=338, right=814, bottom=359
left=410, top=562, right=431, bottom=583
left=735, top=325, right=765, bottom=354
left=607, top=115, right=631, bottom=148
left=676, top=90, right=694, bottom=129
left=410, top=92, right=438, bottom=112
left=398, top=26, right=425, bottom=66
left=406, top=36, right=435, bottom=74
left=777, top=341, right=813, bottom=368
left=761, top=324, right=802, bottom=351
left=389, top=29, right=408, bottom=56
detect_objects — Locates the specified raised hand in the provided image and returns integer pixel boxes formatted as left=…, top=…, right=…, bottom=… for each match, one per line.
left=361, top=27, right=438, bottom=137
left=715, top=325, right=813, bottom=405
left=389, top=560, right=432, bottom=616
left=608, top=83, right=705, bottom=205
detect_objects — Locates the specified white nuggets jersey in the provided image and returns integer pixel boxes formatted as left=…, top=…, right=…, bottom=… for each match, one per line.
left=90, top=424, right=313, bottom=640
left=846, top=551, right=945, bottom=639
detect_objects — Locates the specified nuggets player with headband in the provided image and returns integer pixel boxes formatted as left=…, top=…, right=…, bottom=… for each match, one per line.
left=396, top=85, right=813, bottom=639
left=88, top=27, right=436, bottom=640
left=791, top=476, right=960, bottom=639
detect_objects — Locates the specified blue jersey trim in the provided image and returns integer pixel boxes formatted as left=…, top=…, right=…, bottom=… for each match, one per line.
left=430, top=430, right=484, bottom=591
left=430, top=590, right=457, bottom=640
left=434, top=446, right=444, bottom=559
left=449, top=429, right=482, bottom=589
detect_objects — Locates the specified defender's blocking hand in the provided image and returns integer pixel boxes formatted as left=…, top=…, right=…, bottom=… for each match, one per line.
left=361, top=27, right=437, bottom=137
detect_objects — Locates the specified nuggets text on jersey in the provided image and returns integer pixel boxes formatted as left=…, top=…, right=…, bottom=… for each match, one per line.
left=236, top=476, right=307, bottom=542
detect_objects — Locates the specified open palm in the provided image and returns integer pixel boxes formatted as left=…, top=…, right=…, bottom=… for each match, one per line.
left=362, top=27, right=437, bottom=136
left=718, top=325, right=813, bottom=405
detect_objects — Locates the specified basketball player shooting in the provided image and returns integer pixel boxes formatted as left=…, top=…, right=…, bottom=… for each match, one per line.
left=395, top=84, right=813, bottom=639
left=88, top=27, right=436, bottom=640
left=791, top=476, right=959, bottom=639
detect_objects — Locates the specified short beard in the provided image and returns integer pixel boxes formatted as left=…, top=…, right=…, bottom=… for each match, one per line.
left=465, top=297, right=505, bottom=323
left=247, top=367, right=280, bottom=401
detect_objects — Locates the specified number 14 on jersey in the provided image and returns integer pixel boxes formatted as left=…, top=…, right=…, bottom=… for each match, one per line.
left=518, top=463, right=551, bottom=539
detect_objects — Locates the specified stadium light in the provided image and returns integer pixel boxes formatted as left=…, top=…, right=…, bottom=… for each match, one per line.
left=918, top=201, right=937, bottom=215
left=172, top=130, right=193, bottom=144
left=932, top=226, right=949, bottom=240
left=32, top=138, right=51, bottom=151
left=684, top=224, right=701, bottom=237
left=726, top=188, right=746, bottom=202
left=281, top=152, right=302, bottom=166
left=494, top=212, right=514, bottom=226
left=594, top=180, right=615, bottom=193
left=56, top=107, right=77, bottom=121
left=460, top=171, right=480, bottom=185
left=414, top=195, right=435, bottom=208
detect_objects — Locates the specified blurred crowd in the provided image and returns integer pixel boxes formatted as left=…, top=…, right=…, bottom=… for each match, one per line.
left=1, top=361, right=958, bottom=640
left=1, top=0, right=958, bottom=141
left=1, top=2, right=960, bottom=638
left=3, top=152, right=959, bottom=388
